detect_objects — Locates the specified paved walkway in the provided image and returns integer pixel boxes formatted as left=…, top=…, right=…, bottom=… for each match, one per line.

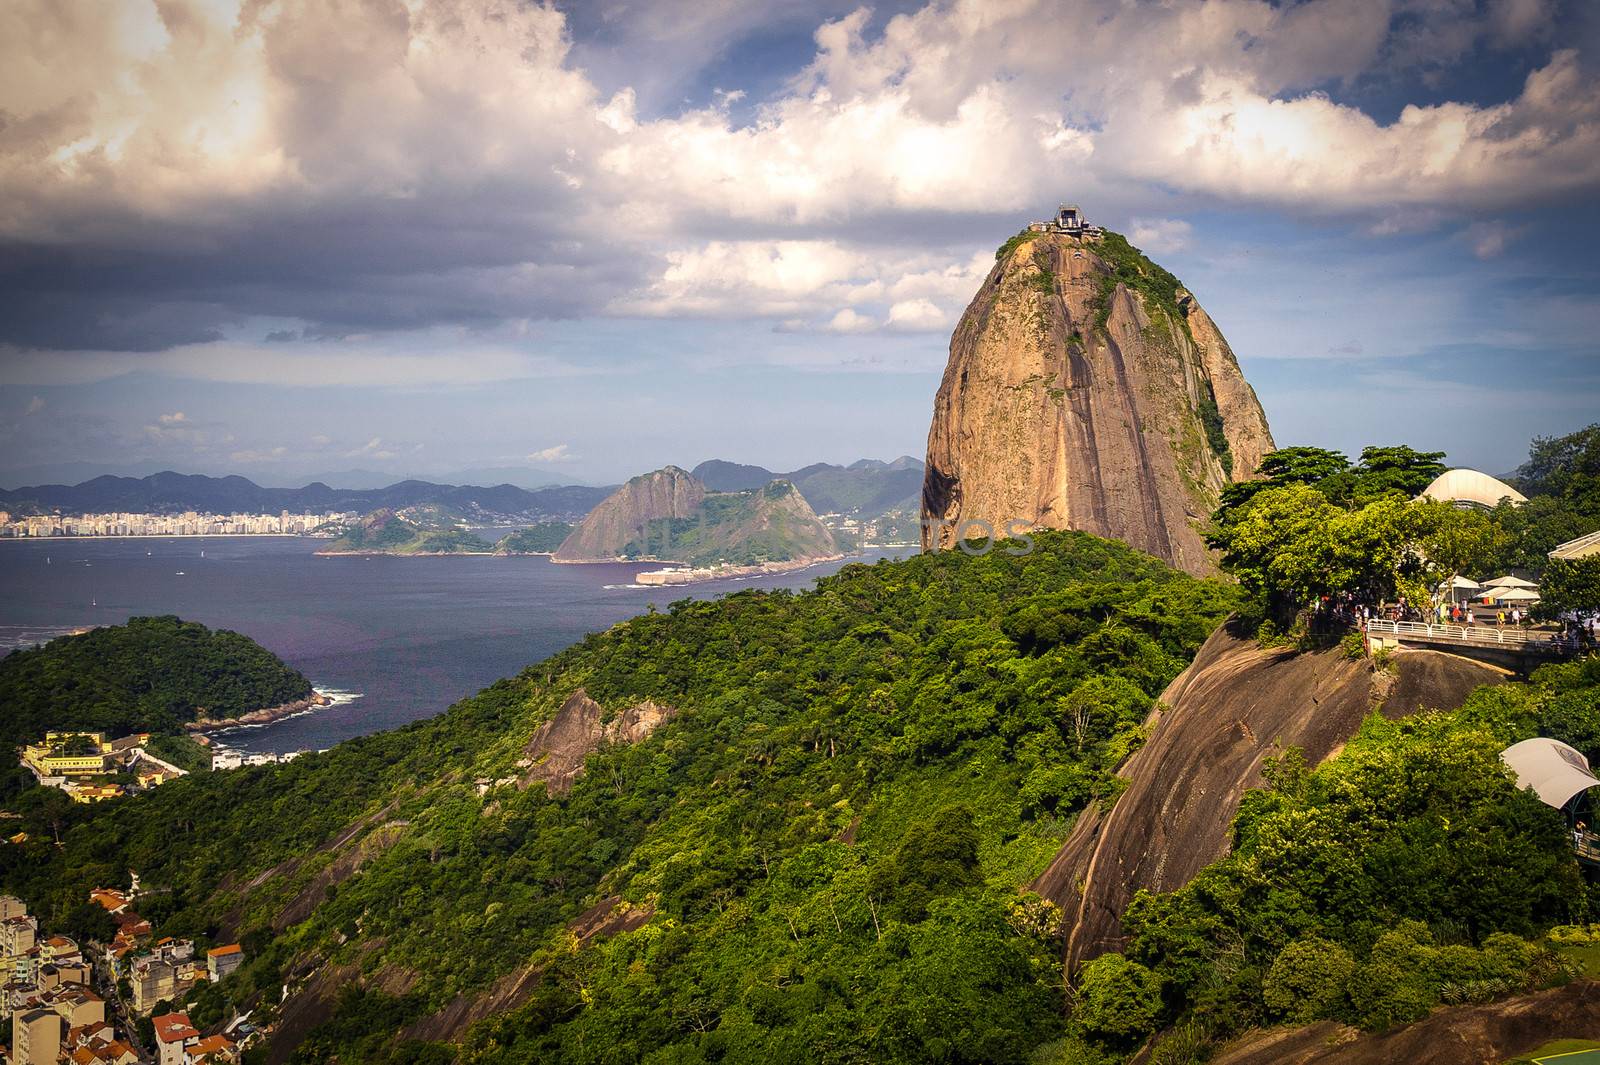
left=1365, top=618, right=1583, bottom=658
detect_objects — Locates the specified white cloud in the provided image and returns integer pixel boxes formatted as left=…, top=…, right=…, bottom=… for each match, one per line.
left=229, top=445, right=288, bottom=463
left=527, top=444, right=575, bottom=463
left=1, top=0, right=1597, bottom=359
left=347, top=437, right=396, bottom=460
left=824, top=308, right=876, bottom=333
left=1128, top=218, right=1194, bottom=254
left=1466, top=220, right=1527, bottom=259
left=142, top=410, right=208, bottom=446
left=886, top=298, right=949, bottom=331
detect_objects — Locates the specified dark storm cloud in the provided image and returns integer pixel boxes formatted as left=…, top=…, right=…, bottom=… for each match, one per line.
left=0, top=193, right=658, bottom=350
left=4, top=0, right=1600, bottom=358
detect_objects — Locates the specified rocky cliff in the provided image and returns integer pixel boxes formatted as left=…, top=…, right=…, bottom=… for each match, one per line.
left=519, top=689, right=676, bottom=796
left=553, top=465, right=706, bottom=562
left=554, top=468, right=838, bottom=566
left=921, top=230, right=1275, bottom=575
left=1032, top=627, right=1507, bottom=970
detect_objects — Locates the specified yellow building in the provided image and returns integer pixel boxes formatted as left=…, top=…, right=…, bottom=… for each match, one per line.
left=66, top=784, right=125, bottom=804
left=21, top=732, right=112, bottom=778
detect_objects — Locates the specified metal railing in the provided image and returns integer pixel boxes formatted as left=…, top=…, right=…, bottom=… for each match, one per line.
left=1577, top=832, right=1600, bottom=865
left=1364, top=618, right=1578, bottom=655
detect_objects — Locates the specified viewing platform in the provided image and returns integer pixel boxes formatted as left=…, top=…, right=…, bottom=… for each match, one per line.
left=1365, top=618, right=1586, bottom=671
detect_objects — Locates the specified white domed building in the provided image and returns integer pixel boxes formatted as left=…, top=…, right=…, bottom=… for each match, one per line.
left=1417, top=468, right=1527, bottom=510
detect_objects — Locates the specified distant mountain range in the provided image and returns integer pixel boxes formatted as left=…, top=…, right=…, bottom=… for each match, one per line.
left=691, top=456, right=923, bottom=517
left=0, top=472, right=610, bottom=523
left=289, top=467, right=577, bottom=491
left=0, top=458, right=924, bottom=527
left=0, top=463, right=579, bottom=493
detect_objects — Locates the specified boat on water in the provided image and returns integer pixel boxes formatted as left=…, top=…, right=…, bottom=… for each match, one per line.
left=175, top=571, right=186, bottom=576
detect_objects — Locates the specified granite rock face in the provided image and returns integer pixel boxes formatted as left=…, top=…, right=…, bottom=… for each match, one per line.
left=553, top=465, right=706, bottom=562
left=921, top=231, right=1274, bottom=575
left=520, top=689, right=676, bottom=796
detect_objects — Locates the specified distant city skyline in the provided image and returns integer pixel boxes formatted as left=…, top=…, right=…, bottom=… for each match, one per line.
left=3, top=0, right=1598, bottom=486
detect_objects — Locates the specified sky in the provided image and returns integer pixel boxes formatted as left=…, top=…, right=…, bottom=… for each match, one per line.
left=1, top=0, right=1598, bottom=488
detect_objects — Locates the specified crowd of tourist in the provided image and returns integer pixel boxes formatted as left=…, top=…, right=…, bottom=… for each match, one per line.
left=1310, top=590, right=1600, bottom=650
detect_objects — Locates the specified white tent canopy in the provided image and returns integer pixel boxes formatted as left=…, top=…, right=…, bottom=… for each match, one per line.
left=1448, top=575, right=1482, bottom=589
left=1485, top=575, right=1539, bottom=588
left=1489, top=587, right=1540, bottom=602
left=1502, top=738, right=1599, bottom=810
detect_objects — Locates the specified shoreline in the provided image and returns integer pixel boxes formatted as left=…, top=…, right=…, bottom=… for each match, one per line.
left=311, top=549, right=557, bottom=558
left=186, top=692, right=332, bottom=733
left=635, top=554, right=852, bottom=586
left=0, top=533, right=322, bottom=543
left=314, top=549, right=497, bottom=557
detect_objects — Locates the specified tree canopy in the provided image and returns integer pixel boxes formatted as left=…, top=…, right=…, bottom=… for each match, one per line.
left=0, top=616, right=310, bottom=796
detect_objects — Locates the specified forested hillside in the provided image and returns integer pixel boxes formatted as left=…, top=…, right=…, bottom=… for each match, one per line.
left=1, top=532, right=1234, bottom=1061
left=318, top=506, right=497, bottom=554
left=0, top=616, right=312, bottom=796
left=0, top=527, right=1593, bottom=1063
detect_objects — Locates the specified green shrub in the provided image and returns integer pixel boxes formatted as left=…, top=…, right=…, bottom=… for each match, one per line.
left=1263, top=938, right=1355, bottom=1023
left=997, top=230, right=1042, bottom=260
left=1074, top=953, right=1163, bottom=1044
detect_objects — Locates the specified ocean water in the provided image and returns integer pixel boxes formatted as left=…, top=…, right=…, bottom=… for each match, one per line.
left=0, top=537, right=915, bottom=753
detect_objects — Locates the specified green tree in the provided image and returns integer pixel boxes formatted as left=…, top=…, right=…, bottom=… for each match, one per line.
left=1541, top=555, right=1600, bottom=615
left=1262, top=938, right=1354, bottom=1023
left=1350, top=445, right=1448, bottom=502
left=1073, top=953, right=1163, bottom=1044
left=1515, top=424, right=1600, bottom=516
left=1214, top=447, right=1352, bottom=522
left=868, top=805, right=983, bottom=922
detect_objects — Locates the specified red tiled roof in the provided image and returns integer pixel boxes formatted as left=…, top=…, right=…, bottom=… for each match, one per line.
left=188, top=1034, right=234, bottom=1054
left=206, top=943, right=242, bottom=957
left=152, top=1012, right=200, bottom=1044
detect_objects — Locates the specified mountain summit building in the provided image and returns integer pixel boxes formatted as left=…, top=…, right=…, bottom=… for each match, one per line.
left=1028, top=203, right=1103, bottom=236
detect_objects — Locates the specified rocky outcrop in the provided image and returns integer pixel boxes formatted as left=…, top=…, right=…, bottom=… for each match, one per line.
left=398, top=895, right=653, bottom=1044
left=921, top=231, right=1275, bottom=575
left=554, top=466, right=706, bottom=562
left=1033, top=626, right=1506, bottom=970
left=1204, top=981, right=1600, bottom=1065
left=519, top=689, right=676, bottom=795
left=186, top=692, right=330, bottom=732
left=555, top=469, right=839, bottom=568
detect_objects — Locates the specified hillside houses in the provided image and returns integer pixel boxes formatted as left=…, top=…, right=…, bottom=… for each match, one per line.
left=1, top=895, right=117, bottom=1065
left=152, top=1012, right=236, bottom=1064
